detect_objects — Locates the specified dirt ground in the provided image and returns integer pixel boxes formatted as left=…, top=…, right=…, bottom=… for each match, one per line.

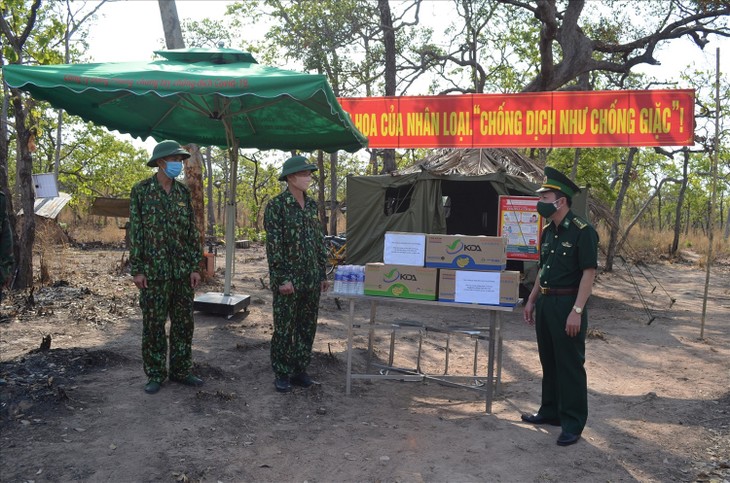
left=0, top=243, right=729, bottom=483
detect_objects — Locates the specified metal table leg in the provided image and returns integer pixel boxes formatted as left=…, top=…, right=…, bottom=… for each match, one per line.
left=346, top=298, right=355, bottom=395
left=486, top=311, right=497, bottom=413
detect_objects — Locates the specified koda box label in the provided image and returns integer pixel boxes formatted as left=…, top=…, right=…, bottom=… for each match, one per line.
left=364, top=263, right=437, bottom=300
left=425, top=235, right=507, bottom=270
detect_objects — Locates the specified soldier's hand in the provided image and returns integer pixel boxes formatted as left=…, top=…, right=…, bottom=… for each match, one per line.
left=320, top=280, right=329, bottom=292
left=279, top=281, right=294, bottom=295
left=190, top=272, right=201, bottom=289
left=565, top=312, right=581, bottom=337
left=523, top=300, right=535, bottom=326
left=133, top=274, right=147, bottom=289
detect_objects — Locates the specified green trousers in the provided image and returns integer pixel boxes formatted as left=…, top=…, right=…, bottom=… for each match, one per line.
left=535, top=294, right=588, bottom=435
left=140, top=279, right=194, bottom=382
left=271, top=288, right=320, bottom=378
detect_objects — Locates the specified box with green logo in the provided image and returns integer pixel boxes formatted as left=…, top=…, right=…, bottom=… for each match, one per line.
left=438, top=269, right=520, bottom=307
left=364, top=263, right=438, bottom=300
left=425, top=235, right=507, bottom=270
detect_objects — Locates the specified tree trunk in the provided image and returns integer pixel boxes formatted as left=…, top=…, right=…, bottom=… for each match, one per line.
left=158, top=0, right=184, bottom=49
left=205, top=147, right=215, bottom=238
left=11, top=89, right=36, bottom=289
left=316, top=151, right=327, bottom=234
left=604, top=147, right=637, bottom=272
left=671, top=149, right=690, bottom=255
left=378, top=0, right=397, bottom=173
left=159, top=1, right=206, bottom=267
left=328, top=152, right=338, bottom=236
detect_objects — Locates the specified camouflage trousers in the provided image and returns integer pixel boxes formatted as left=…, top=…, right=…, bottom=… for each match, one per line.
left=271, top=288, right=321, bottom=378
left=140, top=279, right=194, bottom=382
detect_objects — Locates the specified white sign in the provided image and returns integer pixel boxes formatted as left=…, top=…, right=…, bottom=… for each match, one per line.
left=32, top=173, right=59, bottom=198
left=383, top=232, right=426, bottom=266
left=455, top=270, right=500, bottom=305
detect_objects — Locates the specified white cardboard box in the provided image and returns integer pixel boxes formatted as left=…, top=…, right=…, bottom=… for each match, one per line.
left=383, top=232, right=426, bottom=266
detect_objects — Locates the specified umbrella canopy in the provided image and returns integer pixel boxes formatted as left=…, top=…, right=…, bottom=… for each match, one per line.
left=4, top=48, right=367, bottom=299
left=3, top=48, right=367, bottom=152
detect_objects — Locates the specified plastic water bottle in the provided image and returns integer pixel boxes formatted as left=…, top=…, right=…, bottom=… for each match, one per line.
left=355, top=266, right=365, bottom=294
left=334, top=266, right=343, bottom=293
left=346, top=265, right=357, bottom=294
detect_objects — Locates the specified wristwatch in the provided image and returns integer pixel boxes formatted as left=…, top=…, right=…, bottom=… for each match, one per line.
left=573, top=305, right=583, bottom=314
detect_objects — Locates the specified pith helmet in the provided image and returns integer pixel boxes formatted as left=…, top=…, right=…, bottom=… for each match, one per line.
left=536, top=166, right=581, bottom=199
left=278, top=155, right=318, bottom=181
left=147, top=140, right=191, bottom=167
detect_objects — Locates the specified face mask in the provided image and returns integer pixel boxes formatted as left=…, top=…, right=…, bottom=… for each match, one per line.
left=536, top=200, right=559, bottom=218
left=163, top=161, right=183, bottom=179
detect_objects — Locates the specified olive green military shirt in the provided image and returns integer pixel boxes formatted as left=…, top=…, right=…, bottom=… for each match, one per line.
left=0, top=192, right=14, bottom=284
left=129, top=176, right=201, bottom=281
left=264, top=189, right=327, bottom=291
left=539, top=210, right=598, bottom=289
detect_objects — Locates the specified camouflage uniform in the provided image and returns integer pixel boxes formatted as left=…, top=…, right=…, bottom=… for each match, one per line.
left=264, top=189, right=327, bottom=379
left=0, top=191, right=14, bottom=300
left=129, top=175, right=201, bottom=383
left=535, top=210, right=598, bottom=435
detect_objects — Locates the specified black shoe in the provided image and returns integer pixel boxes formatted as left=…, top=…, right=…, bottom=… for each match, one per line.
left=144, top=380, right=161, bottom=394
left=521, top=413, right=561, bottom=426
left=557, top=431, right=581, bottom=446
left=274, top=376, right=292, bottom=393
left=291, top=372, right=314, bottom=388
left=170, top=374, right=204, bottom=387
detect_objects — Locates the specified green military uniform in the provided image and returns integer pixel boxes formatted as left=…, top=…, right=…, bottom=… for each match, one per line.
left=264, top=188, right=327, bottom=379
left=0, top=191, right=14, bottom=299
left=534, top=168, right=599, bottom=436
left=129, top=175, right=201, bottom=383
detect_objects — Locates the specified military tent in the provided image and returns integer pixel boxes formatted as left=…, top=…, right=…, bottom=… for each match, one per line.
left=347, top=148, right=588, bottom=269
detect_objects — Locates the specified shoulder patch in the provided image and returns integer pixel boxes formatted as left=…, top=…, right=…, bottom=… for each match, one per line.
left=572, top=217, right=589, bottom=229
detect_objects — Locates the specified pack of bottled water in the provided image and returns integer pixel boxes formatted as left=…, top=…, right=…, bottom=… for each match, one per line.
left=333, top=265, right=365, bottom=295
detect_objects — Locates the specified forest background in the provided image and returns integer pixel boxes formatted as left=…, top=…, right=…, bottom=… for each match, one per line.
left=1, top=0, right=730, bottom=290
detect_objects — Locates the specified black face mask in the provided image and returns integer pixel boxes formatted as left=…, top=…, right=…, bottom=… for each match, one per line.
left=536, top=200, right=559, bottom=218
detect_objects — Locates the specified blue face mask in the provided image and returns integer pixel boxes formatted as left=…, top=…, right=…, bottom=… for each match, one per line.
left=163, top=161, right=183, bottom=179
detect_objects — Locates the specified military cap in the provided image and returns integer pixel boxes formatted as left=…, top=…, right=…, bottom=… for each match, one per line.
left=536, top=166, right=581, bottom=199
left=147, top=140, right=191, bottom=167
left=278, top=155, right=318, bottom=181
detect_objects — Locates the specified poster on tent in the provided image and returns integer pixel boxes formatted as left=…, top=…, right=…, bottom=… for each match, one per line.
left=498, top=195, right=542, bottom=260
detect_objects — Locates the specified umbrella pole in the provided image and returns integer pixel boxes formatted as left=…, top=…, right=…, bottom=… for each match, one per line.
left=224, top=138, right=239, bottom=296
left=192, top=135, right=249, bottom=317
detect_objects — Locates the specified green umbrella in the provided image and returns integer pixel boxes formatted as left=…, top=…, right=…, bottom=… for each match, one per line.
left=4, top=48, right=367, bottom=303
left=3, top=47, right=366, bottom=152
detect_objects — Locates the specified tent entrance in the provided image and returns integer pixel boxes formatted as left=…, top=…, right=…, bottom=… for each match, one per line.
left=441, top=180, right=500, bottom=236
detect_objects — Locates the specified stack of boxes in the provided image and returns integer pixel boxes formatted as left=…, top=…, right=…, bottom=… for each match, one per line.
left=363, top=232, right=520, bottom=307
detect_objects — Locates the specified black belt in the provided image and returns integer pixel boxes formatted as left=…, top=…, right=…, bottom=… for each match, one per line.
left=540, top=286, right=579, bottom=296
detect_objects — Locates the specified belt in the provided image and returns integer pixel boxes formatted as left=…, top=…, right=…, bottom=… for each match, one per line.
left=540, top=286, right=579, bottom=296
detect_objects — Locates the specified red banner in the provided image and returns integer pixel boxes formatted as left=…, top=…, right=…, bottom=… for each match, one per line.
left=338, top=90, right=694, bottom=148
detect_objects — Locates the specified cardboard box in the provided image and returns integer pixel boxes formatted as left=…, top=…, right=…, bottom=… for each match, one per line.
left=438, top=269, right=520, bottom=307
left=364, top=263, right=438, bottom=300
left=425, top=235, right=507, bottom=270
left=383, top=232, right=426, bottom=266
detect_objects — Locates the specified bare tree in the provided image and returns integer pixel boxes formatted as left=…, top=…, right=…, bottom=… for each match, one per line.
left=0, top=0, right=43, bottom=289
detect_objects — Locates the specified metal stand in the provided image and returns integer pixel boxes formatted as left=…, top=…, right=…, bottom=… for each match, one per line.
left=338, top=294, right=513, bottom=413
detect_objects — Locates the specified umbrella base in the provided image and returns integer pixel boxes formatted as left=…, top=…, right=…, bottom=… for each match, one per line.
left=194, top=292, right=251, bottom=317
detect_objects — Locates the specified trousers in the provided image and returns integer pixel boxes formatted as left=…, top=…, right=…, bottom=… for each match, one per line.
left=271, top=288, right=320, bottom=378
left=140, top=278, right=194, bottom=382
left=535, top=293, right=588, bottom=434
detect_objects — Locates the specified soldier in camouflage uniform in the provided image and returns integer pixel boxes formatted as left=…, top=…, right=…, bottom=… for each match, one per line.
left=0, top=191, right=14, bottom=301
left=264, top=155, right=329, bottom=393
left=522, top=167, right=599, bottom=447
left=129, top=140, right=204, bottom=395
